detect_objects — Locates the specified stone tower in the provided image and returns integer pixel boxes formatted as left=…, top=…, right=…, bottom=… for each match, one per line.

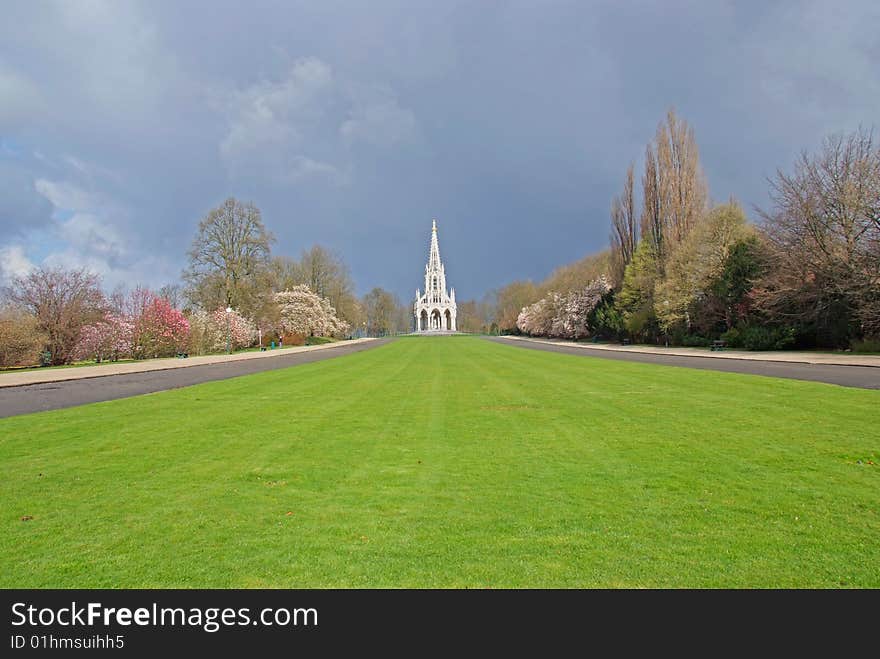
left=413, top=219, right=457, bottom=332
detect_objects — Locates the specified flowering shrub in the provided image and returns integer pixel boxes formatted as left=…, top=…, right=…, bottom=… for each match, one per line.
left=187, top=308, right=258, bottom=354
left=275, top=285, right=350, bottom=338
left=71, top=313, right=134, bottom=362
left=72, top=289, right=192, bottom=361
left=214, top=308, right=257, bottom=349
left=516, top=296, right=554, bottom=337
left=131, top=295, right=190, bottom=359
left=517, top=276, right=611, bottom=339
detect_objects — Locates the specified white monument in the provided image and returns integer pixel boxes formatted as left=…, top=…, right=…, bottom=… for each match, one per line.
left=414, top=219, right=457, bottom=332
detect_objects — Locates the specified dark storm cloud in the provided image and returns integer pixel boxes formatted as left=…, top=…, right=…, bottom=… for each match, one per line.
left=1, top=0, right=877, bottom=297
left=0, top=157, right=53, bottom=237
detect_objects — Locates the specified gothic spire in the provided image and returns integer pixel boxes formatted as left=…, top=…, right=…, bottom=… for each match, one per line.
left=427, top=218, right=441, bottom=271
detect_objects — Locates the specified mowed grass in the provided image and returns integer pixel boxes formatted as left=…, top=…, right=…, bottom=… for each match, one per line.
left=1, top=336, right=878, bottom=588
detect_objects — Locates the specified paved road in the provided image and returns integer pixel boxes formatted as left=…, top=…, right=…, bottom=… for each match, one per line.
left=485, top=337, right=880, bottom=390
left=0, top=339, right=391, bottom=418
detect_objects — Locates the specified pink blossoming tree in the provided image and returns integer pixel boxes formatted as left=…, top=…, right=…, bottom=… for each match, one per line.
left=130, top=293, right=190, bottom=359
left=71, top=313, right=134, bottom=362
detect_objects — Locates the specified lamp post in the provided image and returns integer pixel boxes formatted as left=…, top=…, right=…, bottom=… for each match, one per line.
left=225, top=306, right=232, bottom=354
left=663, top=300, right=669, bottom=347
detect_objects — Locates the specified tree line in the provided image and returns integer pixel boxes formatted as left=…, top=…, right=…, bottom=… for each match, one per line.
left=462, top=110, right=879, bottom=351
left=4, top=111, right=876, bottom=365
left=0, top=198, right=410, bottom=368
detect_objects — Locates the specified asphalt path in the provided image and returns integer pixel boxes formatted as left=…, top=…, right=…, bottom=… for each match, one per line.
left=485, top=337, right=880, bottom=390
left=0, top=339, right=391, bottom=418
left=3, top=335, right=876, bottom=418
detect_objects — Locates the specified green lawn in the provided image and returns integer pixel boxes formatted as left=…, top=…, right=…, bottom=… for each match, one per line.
left=1, top=336, right=878, bottom=587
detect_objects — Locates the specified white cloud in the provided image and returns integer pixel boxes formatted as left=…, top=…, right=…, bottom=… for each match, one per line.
left=11, top=163, right=175, bottom=292
left=285, top=156, right=342, bottom=182
left=61, top=155, right=122, bottom=183
left=40, top=248, right=177, bottom=291
left=0, top=245, right=35, bottom=284
left=33, top=177, right=129, bottom=274
left=58, top=212, right=127, bottom=262
left=340, top=88, right=418, bottom=147
left=34, top=178, right=95, bottom=212
left=219, top=56, right=417, bottom=184
left=220, top=57, right=337, bottom=181
left=41, top=250, right=113, bottom=278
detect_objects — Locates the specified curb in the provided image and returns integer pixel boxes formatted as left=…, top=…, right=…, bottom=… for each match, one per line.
left=498, top=336, right=880, bottom=369
left=0, top=339, right=377, bottom=389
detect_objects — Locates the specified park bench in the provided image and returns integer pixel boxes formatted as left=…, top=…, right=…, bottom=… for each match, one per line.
left=622, top=338, right=631, bottom=346
left=710, top=340, right=726, bottom=351
left=176, top=352, right=189, bottom=359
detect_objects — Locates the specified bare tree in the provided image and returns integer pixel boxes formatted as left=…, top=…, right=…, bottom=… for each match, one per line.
left=541, top=250, right=612, bottom=296
left=268, top=255, right=300, bottom=291
left=0, top=306, right=47, bottom=367
left=295, top=245, right=359, bottom=324
left=456, top=298, right=491, bottom=334
left=641, top=143, right=663, bottom=259
left=640, top=109, right=708, bottom=264
left=362, top=287, right=402, bottom=336
left=610, top=163, right=637, bottom=287
left=456, top=300, right=481, bottom=333
left=184, top=198, right=274, bottom=314
left=660, top=109, right=707, bottom=244
left=266, top=247, right=360, bottom=325
left=298, top=245, right=347, bottom=300
left=493, top=280, right=539, bottom=332
left=158, top=283, right=184, bottom=309
left=3, top=267, right=105, bottom=364
left=757, top=128, right=880, bottom=340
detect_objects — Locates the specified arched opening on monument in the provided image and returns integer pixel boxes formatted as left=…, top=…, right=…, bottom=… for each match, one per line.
left=445, top=309, right=452, bottom=331
left=431, top=309, right=441, bottom=331
left=420, top=309, right=428, bottom=331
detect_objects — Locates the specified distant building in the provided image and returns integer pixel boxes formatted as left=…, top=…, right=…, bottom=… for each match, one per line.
left=414, top=220, right=457, bottom=332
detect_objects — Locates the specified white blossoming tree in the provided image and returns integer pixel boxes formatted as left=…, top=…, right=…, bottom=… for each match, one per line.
left=516, top=276, right=611, bottom=339
left=274, top=285, right=350, bottom=339
left=187, top=307, right=258, bottom=354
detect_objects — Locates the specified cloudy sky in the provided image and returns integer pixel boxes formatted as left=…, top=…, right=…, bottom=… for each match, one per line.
left=1, top=1, right=878, bottom=301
